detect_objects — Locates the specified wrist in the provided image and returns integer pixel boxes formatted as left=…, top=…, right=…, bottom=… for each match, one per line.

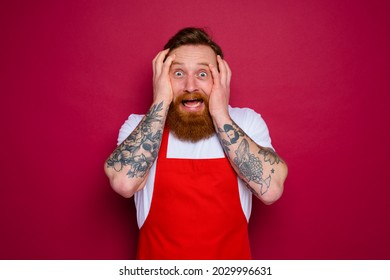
left=211, top=109, right=231, bottom=129
left=153, top=95, right=172, bottom=106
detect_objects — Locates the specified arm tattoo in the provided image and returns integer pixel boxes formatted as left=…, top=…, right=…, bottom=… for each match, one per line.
left=234, top=139, right=271, bottom=196
left=217, top=121, right=279, bottom=196
left=217, top=123, right=244, bottom=153
left=106, top=102, right=165, bottom=178
left=258, top=147, right=284, bottom=165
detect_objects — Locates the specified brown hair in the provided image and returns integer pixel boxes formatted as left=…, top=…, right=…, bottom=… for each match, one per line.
left=164, top=27, right=224, bottom=58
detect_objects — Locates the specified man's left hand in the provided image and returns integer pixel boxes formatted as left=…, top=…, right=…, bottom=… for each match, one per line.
left=208, top=55, right=232, bottom=118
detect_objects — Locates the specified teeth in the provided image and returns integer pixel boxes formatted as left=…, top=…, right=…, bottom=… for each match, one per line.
left=182, top=99, right=203, bottom=108
left=183, top=98, right=200, bottom=102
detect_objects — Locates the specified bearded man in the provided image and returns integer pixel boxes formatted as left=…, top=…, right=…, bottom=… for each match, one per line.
left=104, top=27, right=288, bottom=260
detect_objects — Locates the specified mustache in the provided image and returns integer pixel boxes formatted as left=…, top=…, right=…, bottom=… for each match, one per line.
left=175, top=91, right=209, bottom=104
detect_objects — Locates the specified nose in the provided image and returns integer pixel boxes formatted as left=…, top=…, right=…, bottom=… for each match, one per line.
left=184, top=75, right=198, bottom=93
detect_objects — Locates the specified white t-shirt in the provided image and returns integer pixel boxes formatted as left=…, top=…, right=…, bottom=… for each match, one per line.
left=117, top=106, right=273, bottom=228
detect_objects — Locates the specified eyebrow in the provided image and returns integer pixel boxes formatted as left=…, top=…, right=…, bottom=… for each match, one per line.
left=171, top=62, right=210, bottom=67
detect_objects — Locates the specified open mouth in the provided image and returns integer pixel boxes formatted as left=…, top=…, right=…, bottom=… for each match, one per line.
left=182, top=98, right=204, bottom=108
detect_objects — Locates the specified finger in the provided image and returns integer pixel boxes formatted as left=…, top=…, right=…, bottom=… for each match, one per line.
left=152, top=53, right=161, bottom=79
left=161, top=53, right=175, bottom=76
left=152, top=51, right=163, bottom=77
left=209, top=63, right=221, bottom=87
left=153, top=49, right=170, bottom=77
left=223, top=58, right=232, bottom=78
left=218, top=56, right=231, bottom=86
left=223, top=59, right=232, bottom=86
left=155, top=49, right=170, bottom=76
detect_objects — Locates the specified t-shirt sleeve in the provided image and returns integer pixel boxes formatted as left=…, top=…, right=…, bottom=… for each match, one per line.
left=229, top=107, right=274, bottom=149
left=117, top=114, right=144, bottom=146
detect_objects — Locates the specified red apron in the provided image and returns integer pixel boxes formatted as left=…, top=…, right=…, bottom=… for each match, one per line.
left=136, top=128, right=251, bottom=259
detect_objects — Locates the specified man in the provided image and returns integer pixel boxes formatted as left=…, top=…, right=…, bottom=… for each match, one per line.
left=104, top=27, right=288, bottom=259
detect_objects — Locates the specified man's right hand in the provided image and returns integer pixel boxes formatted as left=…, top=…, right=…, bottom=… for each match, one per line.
left=152, top=49, right=175, bottom=103
left=105, top=49, right=175, bottom=199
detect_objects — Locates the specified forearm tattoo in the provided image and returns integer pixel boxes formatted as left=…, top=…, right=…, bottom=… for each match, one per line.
left=106, top=102, right=165, bottom=178
left=218, top=122, right=283, bottom=196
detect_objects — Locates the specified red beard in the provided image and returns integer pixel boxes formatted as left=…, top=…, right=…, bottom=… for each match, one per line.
left=166, top=92, right=215, bottom=142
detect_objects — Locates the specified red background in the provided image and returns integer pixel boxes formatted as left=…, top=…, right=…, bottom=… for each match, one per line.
left=1, top=0, right=389, bottom=259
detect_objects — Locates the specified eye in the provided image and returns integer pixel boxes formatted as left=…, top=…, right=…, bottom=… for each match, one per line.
left=198, top=71, right=208, bottom=78
left=173, top=70, right=184, bottom=77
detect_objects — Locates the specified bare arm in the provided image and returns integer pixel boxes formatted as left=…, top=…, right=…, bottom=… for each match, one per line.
left=216, top=119, right=288, bottom=204
left=208, top=56, right=288, bottom=204
left=104, top=50, right=175, bottom=198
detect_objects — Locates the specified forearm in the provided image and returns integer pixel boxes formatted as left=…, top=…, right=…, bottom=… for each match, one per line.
left=214, top=114, right=288, bottom=205
left=104, top=99, right=170, bottom=197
